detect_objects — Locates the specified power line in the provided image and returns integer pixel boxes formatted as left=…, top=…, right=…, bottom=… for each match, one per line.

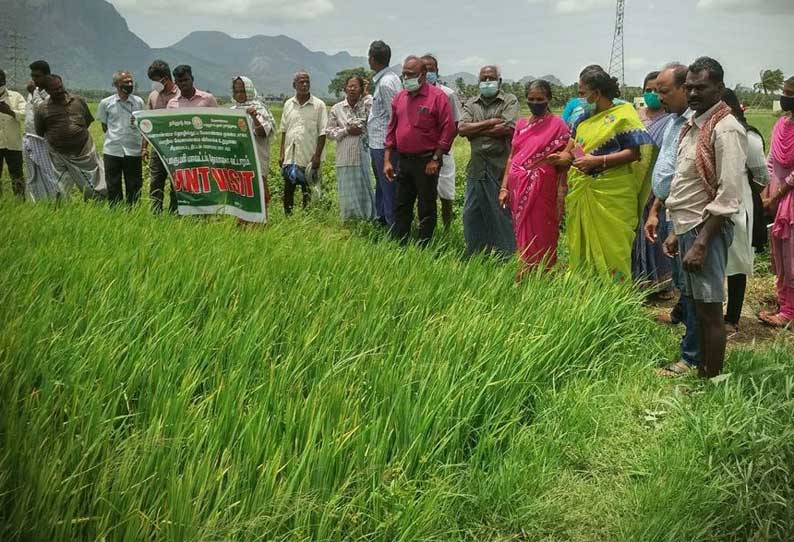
left=608, top=0, right=626, bottom=89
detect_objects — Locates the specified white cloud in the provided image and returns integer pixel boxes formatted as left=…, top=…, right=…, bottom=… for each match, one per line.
left=697, top=0, right=794, bottom=14
left=455, top=56, right=488, bottom=68
left=626, top=57, right=649, bottom=69
left=527, top=0, right=612, bottom=14
left=112, top=0, right=334, bottom=21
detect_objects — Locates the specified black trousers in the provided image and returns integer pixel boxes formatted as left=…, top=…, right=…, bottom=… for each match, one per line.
left=392, top=154, right=439, bottom=246
left=149, top=154, right=177, bottom=214
left=283, top=181, right=310, bottom=215
left=0, top=148, right=24, bottom=198
left=105, top=154, right=142, bottom=206
left=725, top=274, right=747, bottom=326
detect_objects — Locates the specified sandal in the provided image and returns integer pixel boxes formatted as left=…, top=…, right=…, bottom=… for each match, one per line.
left=725, top=322, right=739, bottom=339
left=758, top=311, right=793, bottom=328
left=656, top=360, right=693, bottom=378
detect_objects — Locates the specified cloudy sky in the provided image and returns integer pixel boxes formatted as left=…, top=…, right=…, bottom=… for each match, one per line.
left=111, top=0, right=792, bottom=87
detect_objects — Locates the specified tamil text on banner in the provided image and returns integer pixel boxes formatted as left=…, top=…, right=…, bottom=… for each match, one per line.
left=134, top=108, right=267, bottom=222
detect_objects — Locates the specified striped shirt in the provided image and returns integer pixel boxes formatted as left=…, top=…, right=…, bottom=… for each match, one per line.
left=367, top=68, right=401, bottom=150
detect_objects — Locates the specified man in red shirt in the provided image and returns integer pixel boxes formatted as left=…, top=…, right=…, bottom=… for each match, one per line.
left=384, top=56, right=455, bottom=245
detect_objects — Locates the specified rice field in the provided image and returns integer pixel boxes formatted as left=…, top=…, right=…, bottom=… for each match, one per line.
left=1, top=104, right=793, bottom=541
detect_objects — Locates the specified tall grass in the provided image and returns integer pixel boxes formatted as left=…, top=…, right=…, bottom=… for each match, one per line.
left=1, top=200, right=793, bottom=541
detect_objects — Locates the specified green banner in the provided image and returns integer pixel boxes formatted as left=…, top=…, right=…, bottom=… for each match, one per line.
left=134, top=108, right=267, bottom=222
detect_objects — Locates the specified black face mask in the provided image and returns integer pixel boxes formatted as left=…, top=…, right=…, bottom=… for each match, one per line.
left=120, top=84, right=134, bottom=95
left=528, top=101, right=548, bottom=116
left=780, top=95, right=794, bottom=112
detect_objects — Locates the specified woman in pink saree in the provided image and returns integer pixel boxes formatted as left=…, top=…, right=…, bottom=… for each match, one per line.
left=760, top=76, right=794, bottom=327
left=499, top=80, right=570, bottom=274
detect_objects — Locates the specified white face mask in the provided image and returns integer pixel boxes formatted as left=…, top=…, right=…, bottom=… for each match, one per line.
left=151, top=80, right=165, bottom=93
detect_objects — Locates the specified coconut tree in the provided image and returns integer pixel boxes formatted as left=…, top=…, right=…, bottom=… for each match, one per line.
left=754, top=69, right=784, bottom=95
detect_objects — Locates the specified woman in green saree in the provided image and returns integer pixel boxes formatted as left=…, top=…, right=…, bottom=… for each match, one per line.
left=550, top=66, right=656, bottom=281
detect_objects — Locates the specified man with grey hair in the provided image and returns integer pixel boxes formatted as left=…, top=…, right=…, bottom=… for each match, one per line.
left=421, top=54, right=461, bottom=229
left=279, top=71, right=327, bottom=214
left=458, top=64, right=519, bottom=258
left=97, top=70, right=145, bottom=205
left=384, top=55, right=455, bottom=245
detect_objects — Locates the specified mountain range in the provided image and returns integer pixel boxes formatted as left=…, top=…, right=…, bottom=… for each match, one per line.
left=4, top=0, right=563, bottom=96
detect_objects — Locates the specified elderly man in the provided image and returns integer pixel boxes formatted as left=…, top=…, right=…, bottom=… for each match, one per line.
left=34, top=75, right=105, bottom=198
left=384, top=56, right=455, bottom=246
left=663, top=57, right=746, bottom=379
left=458, top=65, right=519, bottom=258
left=167, top=65, right=217, bottom=109
left=643, top=63, right=699, bottom=377
left=279, top=71, right=327, bottom=215
left=144, top=60, right=180, bottom=214
left=0, top=68, right=27, bottom=198
left=421, top=54, right=461, bottom=229
left=367, top=41, right=402, bottom=228
left=97, top=70, right=145, bottom=206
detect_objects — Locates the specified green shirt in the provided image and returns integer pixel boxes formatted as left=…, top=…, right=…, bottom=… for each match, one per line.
left=460, top=90, right=520, bottom=178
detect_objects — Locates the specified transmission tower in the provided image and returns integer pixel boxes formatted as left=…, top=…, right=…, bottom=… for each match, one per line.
left=608, top=0, right=626, bottom=89
left=4, top=31, right=26, bottom=88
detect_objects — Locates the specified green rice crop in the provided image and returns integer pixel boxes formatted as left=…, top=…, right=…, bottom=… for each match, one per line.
left=1, top=103, right=793, bottom=541
left=1, top=199, right=793, bottom=541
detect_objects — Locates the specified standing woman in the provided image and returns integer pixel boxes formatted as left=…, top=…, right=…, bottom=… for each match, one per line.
left=633, top=71, right=674, bottom=294
left=760, top=76, right=794, bottom=327
left=722, top=89, right=768, bottom=334
left=325, top=75, right=375, bottom=221
left=554, top=66, right=656, bottom=281
left=231, top=76, right=275, bottom=207
left=499, top=80, right=570, bottom=274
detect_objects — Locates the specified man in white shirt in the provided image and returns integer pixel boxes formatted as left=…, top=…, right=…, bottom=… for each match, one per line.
left=421, top=54, right=461, bottom=229
left=0, top=68, right=27, bottom=198
left=663, top=57, right=746, bottom=379
left=97, top=71, right=145, bottom=206
left=367, top=41, right=402, bottom=227
left=279, top=71, right=327, bottom=215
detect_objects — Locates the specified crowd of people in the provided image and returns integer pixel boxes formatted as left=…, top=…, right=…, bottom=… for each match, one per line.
left=1, top=41, right=793, bottom=379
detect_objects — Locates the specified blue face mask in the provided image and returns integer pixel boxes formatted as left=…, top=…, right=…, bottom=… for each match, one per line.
left=582, top=92, right=597, bottom=115
left=644, top=91, right=662, bottom=110
left=479, top=81, right=499, bottom=98
left=426, top=72, right=438, bottom=85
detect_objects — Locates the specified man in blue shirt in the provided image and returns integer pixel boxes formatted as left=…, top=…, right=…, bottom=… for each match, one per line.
left=97, top=70, right=145, bottom=206
left=367, top=40, right=402, bottom=228
left=646, top=63, right=697, bottom=377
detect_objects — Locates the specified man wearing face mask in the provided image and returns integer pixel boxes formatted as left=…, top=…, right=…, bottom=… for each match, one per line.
left=384, top=55, right=455, bottom=246
left=632, top=70, right=674, bottom=296
left=421, top=54, right=461, bottom=229
left=145, top=59, right=179, bottom=213
left=646, top=63, right=699, bottom=377
left=458, top=65, right=520, bottom=258
left=97, top=71, right=145, bottom=206
left=34, top=75, right=106, bottom=199
left=663, top=57, right=746, bottom=379
left=0, top=68, right=27, bottom=199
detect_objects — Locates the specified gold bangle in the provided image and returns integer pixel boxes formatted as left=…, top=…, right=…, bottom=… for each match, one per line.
left=603, top=155, right=607, bottom=168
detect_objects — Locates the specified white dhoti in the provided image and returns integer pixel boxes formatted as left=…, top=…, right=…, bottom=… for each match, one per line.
left=23, top=134, right=63, bottom=202
left=437, top=152, right=456, bottom=200
left=48, top=138, right=107, bottom=199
